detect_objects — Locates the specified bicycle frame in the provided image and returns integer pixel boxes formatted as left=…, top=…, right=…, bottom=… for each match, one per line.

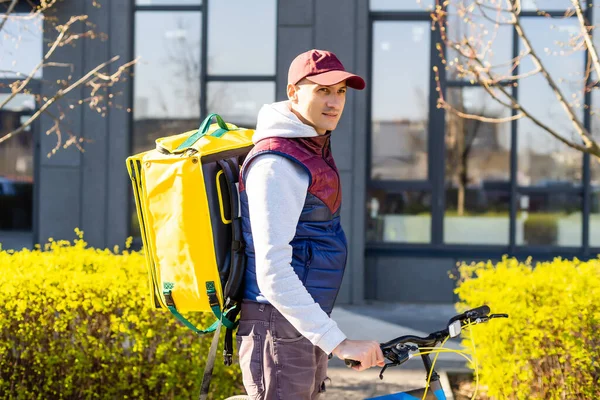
left=366, top=352, right=447, bottom=400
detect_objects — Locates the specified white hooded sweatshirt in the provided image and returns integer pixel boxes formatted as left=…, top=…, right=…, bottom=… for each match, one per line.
left=245, top=100, right=346, bottom=354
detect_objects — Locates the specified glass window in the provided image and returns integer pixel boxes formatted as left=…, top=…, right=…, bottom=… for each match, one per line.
left=132, top=11, right=201, bottom=154
left=136, top=0, right=202, bottom=5
left=591, top=87, right=600, bottom=246
left=517, top=18, right=584, bottom=186
left=207, top=82, right=275, bottom=127
left=516, top=192, right=582, bottom=246
left=371, top=21, right=430, bottom=181
left=592, top=6, right=600, bottom=82
left=366, top=189, right=431, bottom=243
left=445, top=4, right=513, bottom=81
left=0, top=13, right=43, bottom=79
left=444, top=88, right=511, bottom=244
left=208, top=0, right=276, bottom=75
left=0, top=94, right=35, bottom=231
left=590, top=190, right=600, bottom=247
left=370, top=0, right=434, bottom=11
left=521, top=0, right=574, bottom=10
left=590, top=88, right=600, bottom=185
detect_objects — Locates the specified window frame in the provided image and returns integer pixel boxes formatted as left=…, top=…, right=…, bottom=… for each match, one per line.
left=366, top=1, right=597, bottom=256
left=129, top=0, right=278, bottom=240
left=0, top=4, right=42, bottom=241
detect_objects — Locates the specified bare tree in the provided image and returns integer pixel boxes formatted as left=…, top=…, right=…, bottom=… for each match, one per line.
left=0, top=0, right=137, bottom=155
left=431, top=0, right=600, bottom=160
left=446, top=88, right=498, bottom=214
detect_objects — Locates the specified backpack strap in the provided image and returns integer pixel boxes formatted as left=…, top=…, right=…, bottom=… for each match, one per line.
left=217, top=158, right=246, bottom=366
left=198, top=320, right=222, bottom=400
left=218, top=158, right=246, bottom=298
left=162, top=281, right=237, bottom=334
left=222, top=306, right=241, bottom=366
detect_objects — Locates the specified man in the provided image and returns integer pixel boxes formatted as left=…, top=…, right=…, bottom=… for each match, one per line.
left=237, top=49, right=384, bottom=399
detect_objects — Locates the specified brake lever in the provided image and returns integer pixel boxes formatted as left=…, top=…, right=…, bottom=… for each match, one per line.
left=378, top=344, right=415, bottom=380
left=379, top=363, right=391, bottom=380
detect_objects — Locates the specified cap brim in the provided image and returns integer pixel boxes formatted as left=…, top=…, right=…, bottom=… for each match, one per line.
left=306, top=70, right=366, bottom=90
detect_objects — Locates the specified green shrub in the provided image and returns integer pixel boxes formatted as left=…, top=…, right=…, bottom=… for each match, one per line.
left=0, top=231, right=243, bottom=399
left=455, top=256, right=600, bottom=399
left=523, top=213, right=558, bottom=245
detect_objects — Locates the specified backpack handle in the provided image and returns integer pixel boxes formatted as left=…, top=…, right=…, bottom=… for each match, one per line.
left=176, top=113, right=230, bottom=150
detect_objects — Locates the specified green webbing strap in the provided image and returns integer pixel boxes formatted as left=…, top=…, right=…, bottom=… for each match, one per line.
left=206, top=281, right=237, bottom=330
left=176, top=113, right=230, bottom=150
left=162, top=281, right=237, bottom=334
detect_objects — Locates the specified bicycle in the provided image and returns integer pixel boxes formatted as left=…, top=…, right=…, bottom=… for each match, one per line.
left=344, top=304, right=508, bottom=400
left=225, top=304, right=507, bottom=400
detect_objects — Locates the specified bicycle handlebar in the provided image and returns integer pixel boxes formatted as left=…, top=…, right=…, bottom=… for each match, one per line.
left=448, top=305, right=490, bottom=324
left=344, top=305, right=508, bottom=369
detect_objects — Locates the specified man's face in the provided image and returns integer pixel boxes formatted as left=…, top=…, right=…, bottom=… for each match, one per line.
left=288, top=79, right=347, bottom=135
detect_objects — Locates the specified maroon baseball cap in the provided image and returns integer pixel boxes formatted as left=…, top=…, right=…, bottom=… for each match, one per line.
left=288, top=49, right=366, bottom=90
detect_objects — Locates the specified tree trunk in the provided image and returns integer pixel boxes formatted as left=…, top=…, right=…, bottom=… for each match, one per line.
left=456, top=115, right=466, bottom=216
left=458, top=166, right=467, bottom=216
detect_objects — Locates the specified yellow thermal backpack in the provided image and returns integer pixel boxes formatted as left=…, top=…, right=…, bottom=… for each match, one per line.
left=126, top=114, right=254, bottom=374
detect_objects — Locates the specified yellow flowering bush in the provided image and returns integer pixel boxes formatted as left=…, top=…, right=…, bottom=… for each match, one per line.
left=0, top=231, right=243, bottom=399
left=455, top=256, right=600, bottom=399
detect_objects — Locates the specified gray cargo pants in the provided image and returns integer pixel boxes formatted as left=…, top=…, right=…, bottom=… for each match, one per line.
left=236, top=301, right=329, bottom=400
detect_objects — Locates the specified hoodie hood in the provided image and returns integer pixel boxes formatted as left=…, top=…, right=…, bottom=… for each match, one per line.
left=252, top=101, right=319, bottom=144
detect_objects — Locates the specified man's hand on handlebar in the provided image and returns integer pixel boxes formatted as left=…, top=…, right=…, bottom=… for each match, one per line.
left=331, top=339, right=385, bottom=371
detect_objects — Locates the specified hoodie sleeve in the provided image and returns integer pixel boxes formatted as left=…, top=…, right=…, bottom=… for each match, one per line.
left=245, top=153, right=347, bottom=354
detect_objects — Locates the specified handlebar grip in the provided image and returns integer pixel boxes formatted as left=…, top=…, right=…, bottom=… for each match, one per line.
left=344, top=359, right=361, bottom=368
left=449, top=305, right=491, bottom=324
left=467, top=305, right=490, bottom=318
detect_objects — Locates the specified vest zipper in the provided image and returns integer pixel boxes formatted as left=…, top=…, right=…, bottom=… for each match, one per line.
left=303, top=243, right=313, bottom=282
left=322, top=136, right=340, bottom=212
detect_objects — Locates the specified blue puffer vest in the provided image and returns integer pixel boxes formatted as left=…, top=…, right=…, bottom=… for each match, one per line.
left=238, top=133, right=347, bottom=314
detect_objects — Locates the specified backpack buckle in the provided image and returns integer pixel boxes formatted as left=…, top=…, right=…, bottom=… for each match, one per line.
left=208, top=291, right=220, bottom=309
left=223, top=350, right=233, bottom=366
left=163, top=291, right=176, bottom=307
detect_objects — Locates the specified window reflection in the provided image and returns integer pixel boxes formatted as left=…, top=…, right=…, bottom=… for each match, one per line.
left=136, top=0, right=201, bottom=4
left=516, top=192, right=582, bottom=246
left=517, top=18, right=584, bottom=186
left=445, top=4, right=513, bottom=81
left=371, top=21, right=430, bottom=180
left=589, top=88, right=600, bottom=185
left=208, top=0, right=276, bottom=75
left=0, top=94, right=35, bottom=232
left=370, top=0, right=433, bottom=11
left=366, top=189, right=431, bottom=243
left=520, top=0, right=573, bottom=10
left=132, top=11, right=201, bottom=154
left=207, top=82, right=275, bottom=127
left=444, top=88, right=511, bottom=244
left=0, top=14, right=43, bottom=78
left=589, top=190, right=600, bottom=247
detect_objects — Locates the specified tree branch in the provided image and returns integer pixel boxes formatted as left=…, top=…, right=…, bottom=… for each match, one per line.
left=468, top=49, right=595, bottom=155
left=0, top=0, right=18, bottom=34
left=0, top=15, right=84, bottom=110
left=512, top=16, right=596, bottom=151
left=475, top=2, right=515, bottom=26
left=441, top=101, right=524, bottom=123
left=471, top=0, right=513, bottom=14
left=0, top=55, right=123, bottom=146
left=571, top=0, right=600, bottom=83
left=491, top=66, right=541, bottom=83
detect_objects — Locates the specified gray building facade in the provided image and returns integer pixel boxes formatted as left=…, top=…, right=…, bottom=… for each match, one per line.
left=2, top=0, right=599, bottom=304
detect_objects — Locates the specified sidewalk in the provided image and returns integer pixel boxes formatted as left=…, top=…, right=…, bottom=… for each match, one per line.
left=323, top=303, right=470, bottom=399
